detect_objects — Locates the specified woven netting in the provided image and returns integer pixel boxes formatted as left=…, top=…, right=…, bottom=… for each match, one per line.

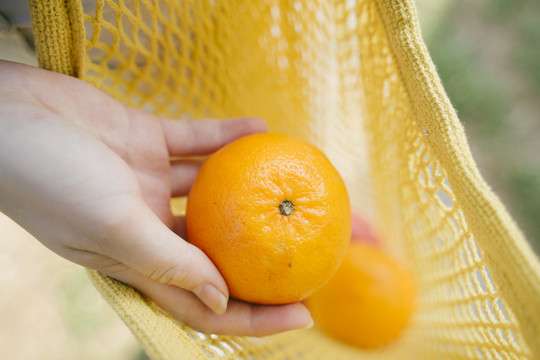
left=29, top=0, right=540, bottom=359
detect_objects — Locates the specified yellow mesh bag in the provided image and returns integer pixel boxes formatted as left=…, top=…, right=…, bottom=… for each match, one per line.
left=29, top=0, right=540, bottom=359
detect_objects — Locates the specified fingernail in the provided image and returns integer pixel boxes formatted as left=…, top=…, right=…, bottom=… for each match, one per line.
left=194, top=284, right=228, bottom=315
left=304, top=318, right=314, bottom=329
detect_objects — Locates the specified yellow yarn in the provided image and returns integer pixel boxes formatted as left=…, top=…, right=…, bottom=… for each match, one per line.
left=29, top=0, right=540, bottom=359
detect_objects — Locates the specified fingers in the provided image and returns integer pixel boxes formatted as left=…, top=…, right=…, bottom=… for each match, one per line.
left=168, top=118, right=268, bottom=197
left=168, top=118, right=268, bottom=198
left=181, top=297, right=313, bottom=337
left=172, top=216, right=187, bottom=239
left=161, top=117, right=268, bottom=156
left=113, top=268, right=313, bottom=337
left=170, top=158, right=203, bottom=197
left=103, top=198, right=228, bottom=315
left=99, top=199, right=313, bottom=336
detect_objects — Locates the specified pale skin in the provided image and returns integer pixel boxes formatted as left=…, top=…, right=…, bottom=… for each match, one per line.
left=0, top=60, right=312, bottom=336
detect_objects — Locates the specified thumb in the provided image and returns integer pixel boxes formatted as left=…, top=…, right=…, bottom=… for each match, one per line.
left=103, top=199, right=229, bottom=315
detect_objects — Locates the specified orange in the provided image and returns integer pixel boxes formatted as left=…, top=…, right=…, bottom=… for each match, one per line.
left=307, top=241, right=416, bottom=348
left=186, top=133, right=351, bottom=305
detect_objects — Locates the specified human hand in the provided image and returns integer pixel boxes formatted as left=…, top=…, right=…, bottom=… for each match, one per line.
left=0, top=61, right=312, bottom=336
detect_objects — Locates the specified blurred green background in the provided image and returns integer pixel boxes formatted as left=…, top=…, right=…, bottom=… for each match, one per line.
left=417, top=0, right=540, bottom=254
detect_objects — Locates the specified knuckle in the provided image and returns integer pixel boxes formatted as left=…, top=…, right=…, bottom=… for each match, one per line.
left=148, top=262, right=192, bottom=288
left=147, top=245, right=197, bottom=287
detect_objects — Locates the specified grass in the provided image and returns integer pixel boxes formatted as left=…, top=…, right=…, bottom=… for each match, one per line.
left=428, top=21, right=508, bottom=136
left=420, top=0, right=540, bottom=252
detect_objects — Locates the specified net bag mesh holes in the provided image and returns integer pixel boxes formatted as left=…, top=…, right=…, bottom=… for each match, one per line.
left=28, top=0, right=540, bottom=359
